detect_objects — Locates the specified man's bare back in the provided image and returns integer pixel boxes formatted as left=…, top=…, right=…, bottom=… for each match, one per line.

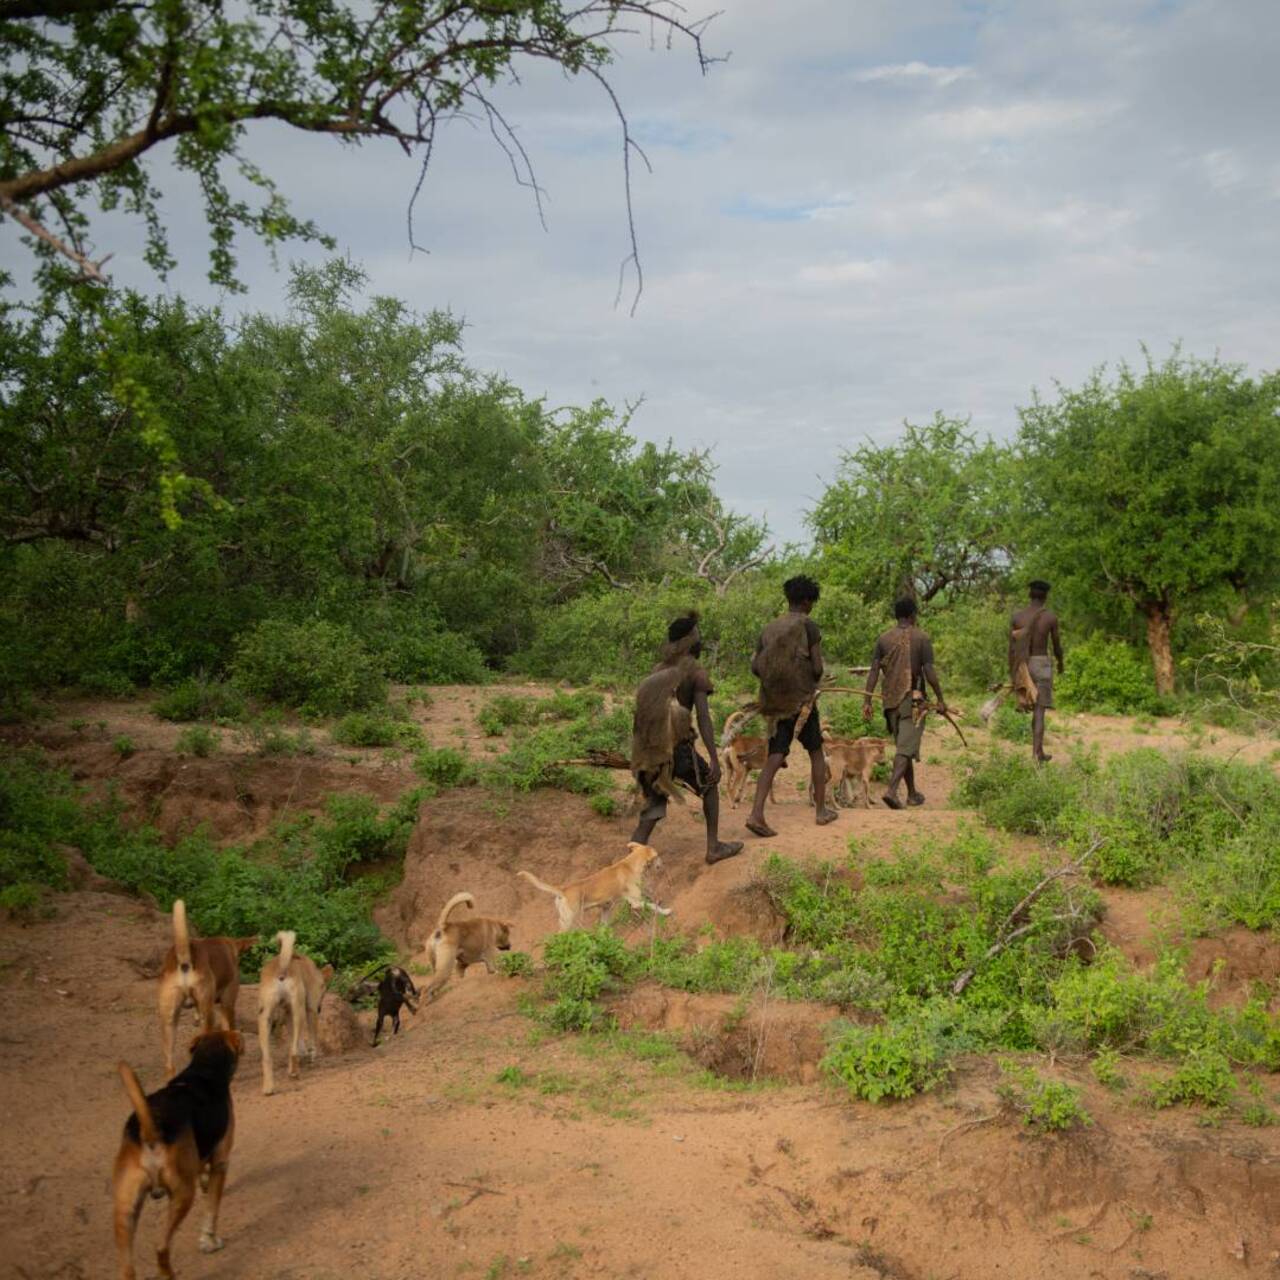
left=1011, top=604, right=1062, bottom=661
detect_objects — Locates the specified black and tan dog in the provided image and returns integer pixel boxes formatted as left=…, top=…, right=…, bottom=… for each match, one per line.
left=349, top=965, right=421, bottom=1046
left=113, top=1028, right=244, bottom=1280
left=157, top=899, right=256, bottom=1077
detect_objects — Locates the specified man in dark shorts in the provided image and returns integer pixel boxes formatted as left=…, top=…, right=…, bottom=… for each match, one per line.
left=863, top=597, right=948, bottom=810
left=630, top=614, right=744, bottom=865
left=745, top=575, right=836, bottom=837
left=1009, top=579, right=1064, bottom=764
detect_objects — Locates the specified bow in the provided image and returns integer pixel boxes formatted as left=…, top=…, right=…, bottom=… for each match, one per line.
left=911, top=700, right=969, bottom=748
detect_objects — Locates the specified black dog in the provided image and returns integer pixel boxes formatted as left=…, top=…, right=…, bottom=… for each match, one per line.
left=350, top=965, right=420, bottom=1046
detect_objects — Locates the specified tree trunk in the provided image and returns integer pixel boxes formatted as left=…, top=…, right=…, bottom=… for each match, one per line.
left=1142, top=601, right=1175, bottom=697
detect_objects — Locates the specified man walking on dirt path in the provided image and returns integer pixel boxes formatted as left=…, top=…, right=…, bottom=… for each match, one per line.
left=863, top=598, right=948, bottom=810
left=630, top=613, right=744, bottom=866
left=745, top=575, right=837, bottom=838
left=1010, top=580, right=1064, bottom=765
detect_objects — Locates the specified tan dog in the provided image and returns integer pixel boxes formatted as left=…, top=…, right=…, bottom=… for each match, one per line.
left=113, top=1028, right=244, bottom=1280
left=517, top=842, right=669, bottom=931
left=809, top=732, right=889, bottom=809
left=724, top=735, right=778, bottom=807
left=156, top=900, right=256, bottom=1077
left=256, top=930, right=334, bottom=1096
left=421, top=892, right=513, bottom=999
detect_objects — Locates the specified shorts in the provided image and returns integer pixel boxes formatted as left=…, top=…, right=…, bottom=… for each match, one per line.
left=637, top=740, right=710, bottom=822
left=767, top=703, right=823, bottom=759
left=1028, top=655, right=1055, bottom=709
left=884, top=694, right=925, bottom=762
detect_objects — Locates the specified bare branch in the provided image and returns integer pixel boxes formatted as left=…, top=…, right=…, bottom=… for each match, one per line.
left=0, top=196, right=111, bottom=283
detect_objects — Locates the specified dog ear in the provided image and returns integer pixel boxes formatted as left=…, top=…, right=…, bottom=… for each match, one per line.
left=225, top=1030, right=245, bottom=1055
left=321, top=964, right=335, bottom=984
left=626, top=841, right=640, bottom=851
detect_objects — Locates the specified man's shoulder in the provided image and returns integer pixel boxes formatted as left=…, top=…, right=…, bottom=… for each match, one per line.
left=805, top=617, right=822, bottom=643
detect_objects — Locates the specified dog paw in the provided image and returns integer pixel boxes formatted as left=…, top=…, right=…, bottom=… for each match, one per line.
left=198, top=1233, right=225, bottom=1254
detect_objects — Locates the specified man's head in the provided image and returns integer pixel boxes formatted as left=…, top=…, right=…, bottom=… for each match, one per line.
left=894, top=596, right=918, bottom=623
left=666, top=612, right=701, bottom=658
left=1029, top=579, right=1051, bottom=603
left=783, top=575, right=821, bottom=613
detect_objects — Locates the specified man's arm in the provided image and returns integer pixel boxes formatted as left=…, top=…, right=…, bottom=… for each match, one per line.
left=1007, top=615, right=1018, bottom=671
left=1050, top=617, right=1064, bottom=672
left=810, top=639, right=825, bottom=681
left=924, top=663, right=947, bottom=714
left=862, top=645, right=882, bottom=720
left=694, top=691, right=721, bottom=786
left=750, top=639, right=763, bottom=679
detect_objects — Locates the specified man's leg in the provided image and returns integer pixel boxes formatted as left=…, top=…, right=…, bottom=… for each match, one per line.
left=630, top=775, right=665, bottom=845
left=746, top=753, right=786, bottom=837
left=883, top=754, right=910, bottom=809
left=1032, top=702, right=1051, bottom=763
left=906, top=759, right=925, bottom=806
left=810, top=748, right=837, bottom=825
left=630, top=813, right=660, bottom=845
left=702, top=786, right=743, bottom=864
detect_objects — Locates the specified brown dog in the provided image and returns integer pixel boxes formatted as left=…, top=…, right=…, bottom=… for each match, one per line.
left=113, top=1028, right=244, bottom=1280
left=809, top=732, right=889, bottom=809
left=157, top=900, right=256, bottom=1077
left=256, top=930, right=334, bottom=1096
left=421, top=892, right=513, bottom=999
left=517, top=842, right=669, bottom=931
left=724, top=735, right=778, bottom=807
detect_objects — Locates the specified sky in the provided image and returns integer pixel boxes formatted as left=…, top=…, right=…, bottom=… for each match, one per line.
left=6, top=0, right=1280, bottom=544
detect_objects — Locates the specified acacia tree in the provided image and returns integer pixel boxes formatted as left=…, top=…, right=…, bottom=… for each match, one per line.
left=0, top=0, right=714, bottom=292
left=1017, top=353, right=1280, bottom=696
left=808, top=414, right=1017, bottom=606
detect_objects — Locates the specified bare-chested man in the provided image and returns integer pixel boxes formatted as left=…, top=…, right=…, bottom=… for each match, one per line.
left=862, top=597, right=947, bottom=810
left=630, top=613, right=744, bottom=865
left=745, top=575, right=836, bottom=837
left=1009, top=579, right=1064, bottom=764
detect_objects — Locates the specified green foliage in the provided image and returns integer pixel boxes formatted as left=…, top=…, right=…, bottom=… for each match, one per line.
left=1148, top=1048, right=1236, bottom=1110
left=811, top=415, right=1017, bottom=606
left=153, top=678, right=246, bottom=723
left=998, top=1062, right=1092, bottom=1132
left=954, top=748, right=1082, bottom=836
left=1057, top=635, right=1161, bottom=715
left=1018, top=352, right=1280, bottom=692
left=0, top=750, right=399, bottom=971
left=175, top=725, right=220, bottom=758
left=331, top=712, right=424, bottom=749
left=990, top=700, right=1032, bottom=743
left=413, top=747, right=476, bottom=789
left=232, top=618, right=386, bottom=716
left=541, top=927, right=634, bottom=1031
left=497, top=952, right=534, bottom=978
left=1091, top=1048, right=1128, bottom=1090
left=822, top=1000, right=986, bottom=1101
left=237, top=716, right=316, bottom=757
left=0, top=881, right=47, bottom=921
left=589, top=792, right=618, bottom=818
left=112, top=735, right=135, bottom=760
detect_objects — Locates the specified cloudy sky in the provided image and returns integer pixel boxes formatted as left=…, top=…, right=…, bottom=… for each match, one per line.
left=7, top=0, right=1280, bottom=543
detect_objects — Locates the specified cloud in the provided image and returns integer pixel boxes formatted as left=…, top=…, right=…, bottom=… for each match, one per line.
left=852, top=61, right=974, bottom=88
left=797, top=258, right=889, bottom=285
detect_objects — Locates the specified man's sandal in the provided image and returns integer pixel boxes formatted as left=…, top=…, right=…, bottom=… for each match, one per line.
left=745, top=820, right=777, bottom=838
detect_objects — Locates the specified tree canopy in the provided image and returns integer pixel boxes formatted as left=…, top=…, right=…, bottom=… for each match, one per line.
left=0, top=0, right=714, bottom=290
left=1016, top=352, right=1280, bottom=695
left=808, top=414, right=1017, bottom=607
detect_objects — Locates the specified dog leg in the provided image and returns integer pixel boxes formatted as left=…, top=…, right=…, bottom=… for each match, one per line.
left=112, top=1162, right=149, bottom=1280
left=156, top=1176, right=196, bottom=1280
left=158, top=987, right=182, bottom=1079
left=554, top=896, right=579, bottom=932
left=372, top=1011, right=385, bottom=1047
left=287, top=983, right=306, bottom=1079
left=630, top=895, right=672, bottom=917
left=306, top=995, right=321, bottom=1063
left=257, top=994, right=276, bottom=1096
left=197, top=1160, right=229, bottom=1253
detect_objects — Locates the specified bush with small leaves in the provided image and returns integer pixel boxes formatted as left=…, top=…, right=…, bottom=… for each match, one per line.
left=175, top=725, right=220, bottom=757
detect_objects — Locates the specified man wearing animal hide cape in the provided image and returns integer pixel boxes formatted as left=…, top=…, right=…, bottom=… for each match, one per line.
left=630, top=614, right=744, bottom=865
left=744, top=575, right=837, bottom=838
left=1009, top=579, right=1064, bottom=764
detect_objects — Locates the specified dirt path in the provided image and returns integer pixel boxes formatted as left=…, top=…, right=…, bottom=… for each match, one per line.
left=4, top=691, right=1280, bottom=1279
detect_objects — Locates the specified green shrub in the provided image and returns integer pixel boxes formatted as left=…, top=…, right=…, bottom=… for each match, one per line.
left=1148, top=1048, right=1236, bottom=1110
left=497, top=951, right=534, bottom=978
left=237, top=716, right=316, bottom=756
left=541, top=927, right=635, bottom=1030
left=990, top=700, right=1031, bottom=744
left=1057, top=635, right=1161, bottom=715
left=954, top=749, right=1082, bottom=835
left=175, top=725, right=220, bottom=757
left=413, top=747, right=476, bottom=788
left=588, top=792, right=618, bottom=818
left=153, top=678, right=246, bottom=723
left=112, top=735, right=136, bottom=759
left=0, top=881, right=47, bottom=921
left=80, top=670, right=135, bottom=698
left=232, top=618, right=386, bottom=715
left=822, top=1000, right=985, bottom=1101
left=998, top=1062, right=1092, bottom=1132
left=331, top=712, right=423, bottom=749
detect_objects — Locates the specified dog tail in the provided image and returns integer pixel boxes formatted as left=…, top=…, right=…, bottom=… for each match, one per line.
left=118, top=1062, right=159, bottom=1145
left=172, top=899, right=192, bottom=971
left=275, top=930, right=296, bottom=977
left=516, top=869, right=561, bottom=898
left=434, top=892, right=474, bottom=935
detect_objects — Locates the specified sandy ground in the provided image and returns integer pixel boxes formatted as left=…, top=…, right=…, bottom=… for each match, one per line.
left=3, top=687, right=1280, bottom=1280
